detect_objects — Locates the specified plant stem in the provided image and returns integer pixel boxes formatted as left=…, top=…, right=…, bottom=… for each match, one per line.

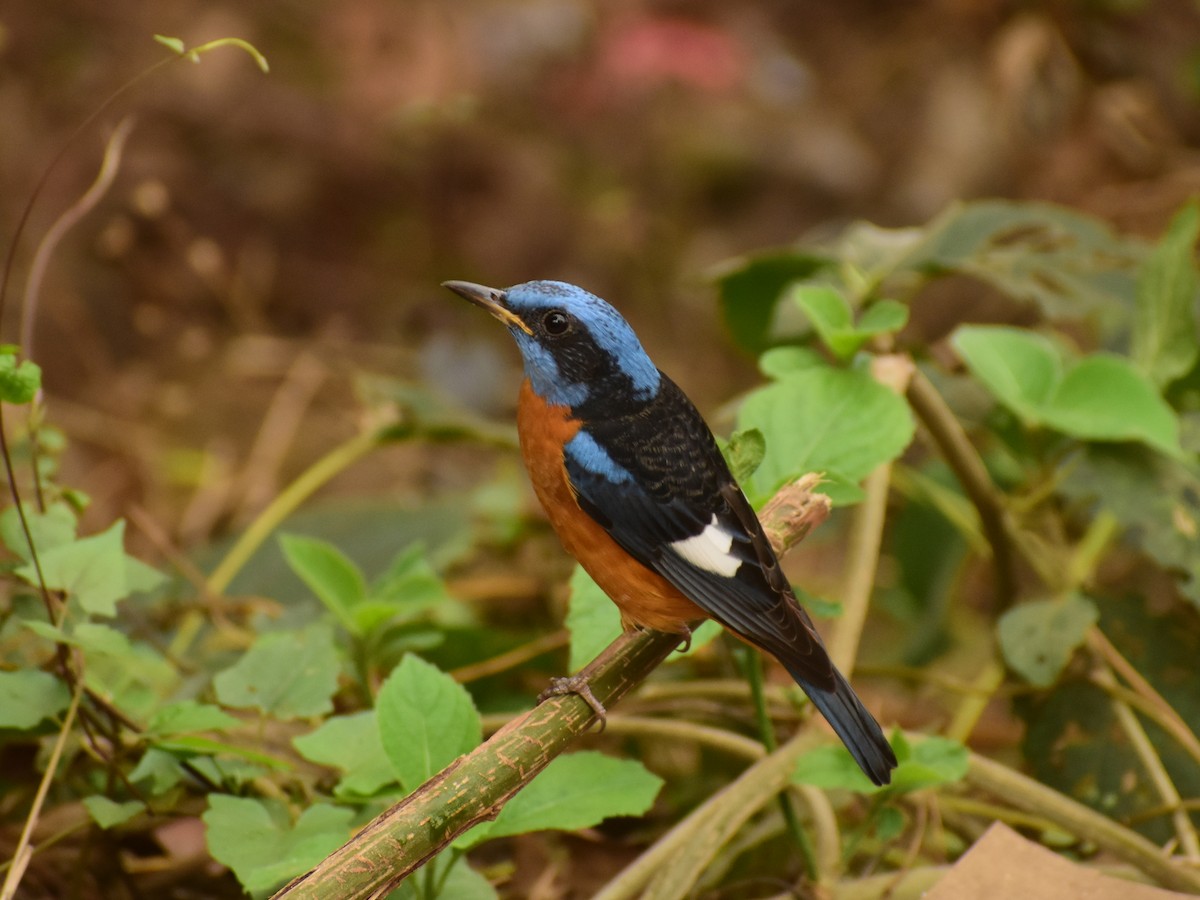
left=964, top=751, right=1200, bottom=893
left=207, top=427, right=383, bottom=594
left=905, top=370, right=1016, bottom=607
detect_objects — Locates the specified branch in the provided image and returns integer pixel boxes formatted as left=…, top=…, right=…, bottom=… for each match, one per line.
left=272, top=476, right=832, bottom=899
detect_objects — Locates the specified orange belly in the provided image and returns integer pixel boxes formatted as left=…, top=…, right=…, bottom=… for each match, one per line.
left=516, top=379, right=704, bottom=633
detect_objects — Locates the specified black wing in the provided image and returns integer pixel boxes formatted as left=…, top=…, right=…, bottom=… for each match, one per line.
left=567, top=375, right=897, bottom=785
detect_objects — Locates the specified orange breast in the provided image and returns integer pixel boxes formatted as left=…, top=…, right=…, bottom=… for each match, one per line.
left=516, top=379, right=705, bottom=633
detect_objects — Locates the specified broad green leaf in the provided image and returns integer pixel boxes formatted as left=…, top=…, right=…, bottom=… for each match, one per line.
left=900, top=200, right=1141, bottom=322
left=715, top=250, right=830, bottom=354
left=1133, top=200, right=1200, bottom=387
left=70, top=623, right=177, bottom=720
left=203, top=796, right=353, bottom=895
left=213, top=624, right=340, bottom=719
left=376, top=654, right=481, bottom=790
left=793, top=744, right=878, bottom=792
left=793, top=285, right=861, bottom=359
left=887, top=734, right=969, bottom=792
left=129, top=748, right=188, bottom=794
left=565, top=566, right=621, bottom=674
left=0, top=350, right=41, bottom=404
left=1018, top=594, right=1200, bottom=845
left=951, top=326, right=1062, bottom=419
left=83, top=796, right=143, bottom=829
left=367, top=543, right=454, bottom=628
left=724, top=428, right=766, bottom=484
left=737, top=366, right=914, bottom=505
left=954, top=326, right=1183, bottom=458
left=758, top=346, right=825, bottom=379
left=15, top=520, right=164, bottom=616
left=1058, top=447, right=1200, bottom=607
left=794, top=732, right=967, bottom=794
left=293, top=711, right=397, bottom=798
left=462, top=752, right=662, bottom=848
left=1041, top=356, right=1181, bottom=458
left=146, top=701, right=240, bottom=736
left=280, top=533, right=366, bottom=634
left=153, top=735, right=292, bottom=770
left=857, top=299, right=909, bottom=335
left=998, top=594, right=1099, bottom=687
left=0, top=502, right=76, bottom=561
left=0, top=670, right=70, bottom=728
left=794, top=734, right=862, bottom=794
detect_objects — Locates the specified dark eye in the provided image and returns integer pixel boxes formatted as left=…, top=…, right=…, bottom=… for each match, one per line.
left=542, top=310, right=570, bottom=335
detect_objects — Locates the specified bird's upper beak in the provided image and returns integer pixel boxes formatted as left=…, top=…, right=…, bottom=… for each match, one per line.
left=442, top=281, right=533, bottom=336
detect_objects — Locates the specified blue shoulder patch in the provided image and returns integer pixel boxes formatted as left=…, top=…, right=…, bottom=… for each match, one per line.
left=564, top=430, right=633, bottom=484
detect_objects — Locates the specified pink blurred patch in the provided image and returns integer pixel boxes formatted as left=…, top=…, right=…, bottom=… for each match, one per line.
left=598, top=17, right=745, bottom=94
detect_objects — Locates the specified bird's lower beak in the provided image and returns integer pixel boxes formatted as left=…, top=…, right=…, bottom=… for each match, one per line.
left=442, top=281, right=533, bottom=336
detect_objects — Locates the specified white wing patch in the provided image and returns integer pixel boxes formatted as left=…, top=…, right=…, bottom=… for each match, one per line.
left=669, top=517, right=741, bottom=578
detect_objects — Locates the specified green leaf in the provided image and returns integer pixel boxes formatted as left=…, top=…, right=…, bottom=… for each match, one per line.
left=737, top=366, right=914, bottom=505
left=203, top=796, right=353, bottom=895
left=998, top=594, right=1099, bottom=687
left=213, top=624, right=340, bottom=719
left=793, top=744, right=878, bottom=792
left=0, top=502, right=76, bottom=561
left=376, top=655, right=481, bottom=790
left=461, top=752, right=663, bottom=848
left=887, top=734, right=969, bottom=792
left=793, top=285, right=860, bottom=359
left=15, top=520, right=164, bottom=616
left=857, top=299, right=909, bottom=335
left=951, top=326, right=1062, bottom=420
left=953, top=326, right=1183, bottom=458
left=293, top=711, right=397, bottom=798
left=280, top=533, right=367, bottom=635
left=151, top=735, right=293, bottom=770
left=715, top=250, right=830, bottom=354
left=724, top=428, right=767, bottom=486
left=0, top=350, right=41, bottom=404
left=153, top=34, right=186, bottom=54
left=899, top=200, right=1141, bottom=322
left=565, top=566, right=622, bottom=673
left=366, top=543, right=454, bottom=628
left=1133, top=200, right=1200, bottom=388
left=793, top=732, right=968, bottom=794
left=0, top=670, right=70, bottom=728
left=758, top=346, right=825, bottom=379
left=1041, top=356, right=1182, bottom=457
left=1059, top=446, right=1200, bottom=607
left=145, top=701, right=240, bottom=737
left=83, top=796, right=143, bottom=829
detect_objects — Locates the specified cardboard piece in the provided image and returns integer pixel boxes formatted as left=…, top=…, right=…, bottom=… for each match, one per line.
left=924, top=821, right=1191, bottom=900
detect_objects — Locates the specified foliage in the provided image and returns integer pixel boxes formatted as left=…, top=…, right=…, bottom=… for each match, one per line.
left=3, top=32, right=1199, bottom=896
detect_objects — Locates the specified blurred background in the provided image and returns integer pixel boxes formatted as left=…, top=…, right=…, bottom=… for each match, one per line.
left=3, top=0, right=1200, bottom=555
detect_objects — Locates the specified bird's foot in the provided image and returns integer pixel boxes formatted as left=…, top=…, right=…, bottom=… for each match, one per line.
left=673, top=625, right=694, bottom=654
left=539, top=674, right=607, bottom=731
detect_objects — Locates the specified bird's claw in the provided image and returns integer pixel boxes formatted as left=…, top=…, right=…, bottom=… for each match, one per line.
left=539, top=674, right=607, bottom=732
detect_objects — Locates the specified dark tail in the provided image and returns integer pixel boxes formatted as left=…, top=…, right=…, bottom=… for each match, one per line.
left=790, top=664, right=897, bottom=786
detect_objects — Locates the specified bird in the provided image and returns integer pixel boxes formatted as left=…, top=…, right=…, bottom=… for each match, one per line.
left=444, top=279, right=897, bottom=786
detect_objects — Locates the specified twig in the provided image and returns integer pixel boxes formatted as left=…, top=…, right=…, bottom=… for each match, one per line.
left=965, top=750, right=1200, bottom=893
left=0, top=679, right=84, bottom=900
left=450, top=630, right=569, bottom=684
left=829, top=353, right=912, bottom=672
left=1092, top=663, right=1200, bottom=860
left=21, top=118, right=135, bottom=357
left=905, top=370, right=1017, bottom=607
left=594, top=729, right=828, bottom=900
left=271, top=476, right=831, bottom=899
